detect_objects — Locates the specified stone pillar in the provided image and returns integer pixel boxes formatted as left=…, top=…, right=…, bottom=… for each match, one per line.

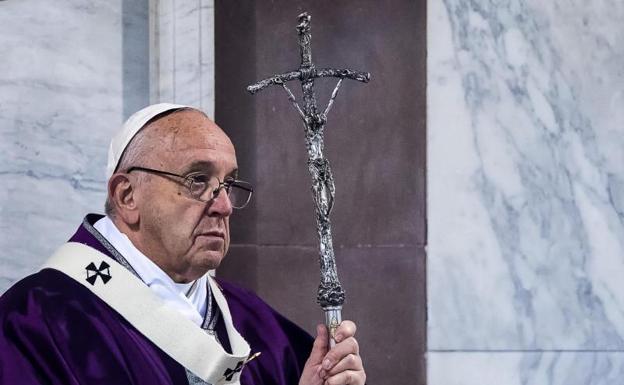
left=149, top=0, right=215, bottom=116
left=215, top=1, right=427, bottom=384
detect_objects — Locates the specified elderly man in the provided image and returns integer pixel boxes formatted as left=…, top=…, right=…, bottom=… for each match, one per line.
left=0, top=104, right=365, bottom=385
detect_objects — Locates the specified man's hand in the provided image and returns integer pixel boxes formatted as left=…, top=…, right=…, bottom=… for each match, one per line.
left=299, top=321, right=366, bottom=385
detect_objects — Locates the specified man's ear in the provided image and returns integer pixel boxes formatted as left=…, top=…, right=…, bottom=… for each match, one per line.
left=108, top=173, right=140, bottom=226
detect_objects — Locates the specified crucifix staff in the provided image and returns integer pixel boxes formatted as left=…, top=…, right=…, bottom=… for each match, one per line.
left=247, top=12, right=370, bottom=347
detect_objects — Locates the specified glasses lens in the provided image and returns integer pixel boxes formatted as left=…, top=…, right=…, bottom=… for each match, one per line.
left=187, top=174, right=217, bottom=200
left=228, top=181, right=253, bottom=209
left=188, top=174, right=252, bottom=208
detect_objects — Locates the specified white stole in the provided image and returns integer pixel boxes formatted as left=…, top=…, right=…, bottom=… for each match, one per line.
left=41, top=242, right=251, bottom=385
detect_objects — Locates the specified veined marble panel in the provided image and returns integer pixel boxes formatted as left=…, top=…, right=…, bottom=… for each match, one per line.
left=428, top=352, right=624, bottom=385
left=428, top=0, right=624, bottom=350
left=0, top=0, right=124, bottom=292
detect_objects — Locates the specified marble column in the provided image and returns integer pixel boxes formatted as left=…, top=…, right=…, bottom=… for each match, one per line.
left=149, top=0, right=214, bottom=116
left=428, top=0, right=624, bottom=383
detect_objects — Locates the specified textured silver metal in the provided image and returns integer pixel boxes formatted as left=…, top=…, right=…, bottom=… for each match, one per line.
left=247, top=12, right=370, bottom=337
left=324, top=306, right=343, bottom=349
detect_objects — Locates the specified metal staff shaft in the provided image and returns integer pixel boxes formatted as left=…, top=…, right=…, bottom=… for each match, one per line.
left=247, top=12, right=370, bottom=347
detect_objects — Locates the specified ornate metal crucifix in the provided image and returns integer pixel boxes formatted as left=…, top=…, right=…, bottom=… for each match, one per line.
left=247, top=12, right=370, bottom=347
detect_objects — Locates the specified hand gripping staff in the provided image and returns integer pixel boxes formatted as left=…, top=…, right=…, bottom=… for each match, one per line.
left=247, top=12, right=370, bottom=348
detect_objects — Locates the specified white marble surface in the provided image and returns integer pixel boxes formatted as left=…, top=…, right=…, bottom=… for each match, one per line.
left=0, top=0, right=123, bottom=292
left=428, top=0, right=624, bottom=354
left=0, top=0, right=215, bottom=293
left=150, top=0, right=214, bottom=116
left=429, top=352, right=624, bottom=385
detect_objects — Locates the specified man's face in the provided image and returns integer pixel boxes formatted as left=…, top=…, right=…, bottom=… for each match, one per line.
left=134, top=110, right=238, bottom=282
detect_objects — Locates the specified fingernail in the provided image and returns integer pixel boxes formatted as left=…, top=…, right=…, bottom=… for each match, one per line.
left=335, top=333, right=343, bottom=342
left=323, top=358, right=332, bottom=369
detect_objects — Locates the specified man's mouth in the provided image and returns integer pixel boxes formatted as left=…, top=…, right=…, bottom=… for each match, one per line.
left=197, top=230, right=225, bottom=239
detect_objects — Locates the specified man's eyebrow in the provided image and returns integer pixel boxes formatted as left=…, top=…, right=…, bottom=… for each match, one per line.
left=184, top=161, right=238, bottom=178
left=184, top=161, right=216, bottom=174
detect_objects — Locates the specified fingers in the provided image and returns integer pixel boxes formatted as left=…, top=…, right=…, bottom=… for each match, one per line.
left=310, top=321, right=365, bottom=385
left=323, top=370, right=366, bottom=385
left=334, top=320, right=356, bottom=343
left=325, top=353, right=362, bottom=376
left=306, top=324, right=329, bottom=365
left=321, top=336, right=359, bottom=374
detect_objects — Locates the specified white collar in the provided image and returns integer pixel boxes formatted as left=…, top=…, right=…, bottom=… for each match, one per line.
left=93, top=216, right=207, bottom=326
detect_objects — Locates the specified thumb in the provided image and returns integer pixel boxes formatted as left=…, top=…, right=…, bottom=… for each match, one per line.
left=307, top=324, right=329, bottom=365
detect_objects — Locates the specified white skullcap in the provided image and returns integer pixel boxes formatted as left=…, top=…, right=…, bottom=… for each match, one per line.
left=106, top=103, right=195, bottom=179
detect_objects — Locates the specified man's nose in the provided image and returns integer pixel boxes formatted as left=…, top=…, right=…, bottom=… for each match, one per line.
left=207, top=188, right=233, bottom=216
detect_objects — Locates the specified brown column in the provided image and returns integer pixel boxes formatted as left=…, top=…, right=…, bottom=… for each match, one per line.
left=215, top=1, right=426, bottom=383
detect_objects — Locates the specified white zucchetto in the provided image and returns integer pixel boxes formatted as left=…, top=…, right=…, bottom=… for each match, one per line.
left=106, top=103, right=195, bottom=179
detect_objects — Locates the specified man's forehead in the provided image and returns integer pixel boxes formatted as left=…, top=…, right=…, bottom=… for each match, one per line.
left=146, top=110, right=234, bottom=152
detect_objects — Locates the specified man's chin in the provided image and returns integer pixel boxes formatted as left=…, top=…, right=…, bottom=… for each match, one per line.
left=194, top=250, right=225, bottom=271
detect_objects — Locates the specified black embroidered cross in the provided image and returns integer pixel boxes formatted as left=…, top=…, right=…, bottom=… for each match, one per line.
left=85, top=261, right=112, bottom=285
left=223, top=361, right=244, bottom=381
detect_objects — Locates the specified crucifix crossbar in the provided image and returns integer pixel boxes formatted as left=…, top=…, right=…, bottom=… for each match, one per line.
left=247, top=14, right=370, bottom=128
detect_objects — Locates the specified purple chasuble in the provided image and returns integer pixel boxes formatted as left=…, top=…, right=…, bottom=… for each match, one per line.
left=0, top=214, right=313, bottom=385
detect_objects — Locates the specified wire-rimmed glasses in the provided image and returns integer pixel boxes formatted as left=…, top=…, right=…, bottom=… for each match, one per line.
left=126, top=166, right=253, bottom=209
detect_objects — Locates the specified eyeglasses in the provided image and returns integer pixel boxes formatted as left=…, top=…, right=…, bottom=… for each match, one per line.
left=126, top=166, right=253, bottom=209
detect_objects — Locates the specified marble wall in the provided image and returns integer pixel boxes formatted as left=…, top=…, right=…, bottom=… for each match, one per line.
left=0, top=0, right=126, bottom=292
left=428, top=0, right=624, bottom=383
left=0, top=0, right=214, bottom=293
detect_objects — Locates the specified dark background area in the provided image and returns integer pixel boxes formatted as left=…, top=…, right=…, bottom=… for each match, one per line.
left=215, top=1, right=427, bottom=383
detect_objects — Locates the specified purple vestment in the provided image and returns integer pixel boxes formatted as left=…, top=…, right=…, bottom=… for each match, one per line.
left=0, top=215, right=313, bottom=384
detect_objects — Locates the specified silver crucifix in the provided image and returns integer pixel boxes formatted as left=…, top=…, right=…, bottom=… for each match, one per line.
left=247, top=12, right=370, bottom=347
